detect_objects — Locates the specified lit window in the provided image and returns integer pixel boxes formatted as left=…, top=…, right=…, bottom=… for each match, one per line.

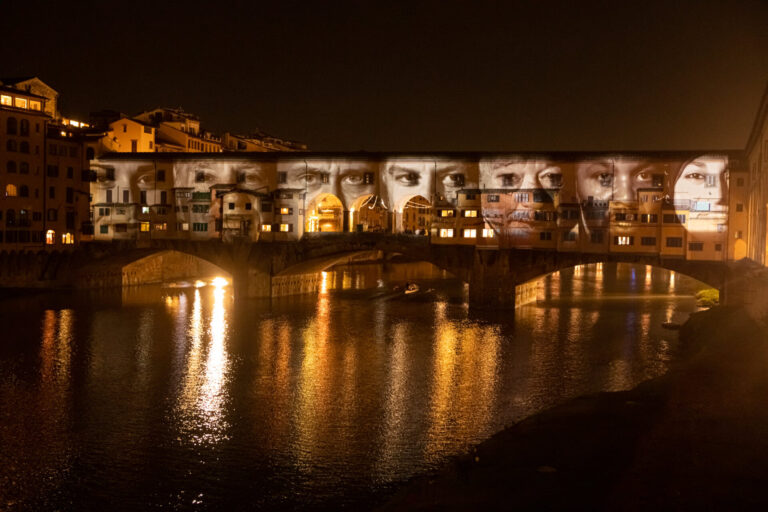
left=0, top=95, right=11, bottom=106
left=463, top=210, right=477, bottom=217
left=261, top=224, right=272, bottom=232
left=439, top=228, right=454, bottom=238
left=141, top=206, right=150, bottom=214
left=279, top=207, right=291, bottom=215
left=280, top=223, right=291, bottom=232
left=5, top=184, right=17, bottom=197
left=463, top=229, right=477, bottom=238
left=14, top=97, right=27, bottom=109
left=482, top=228, right=495, bottom=238
left=140, top=222, right=150, bottom=232
left=440, top=210, right=454, bottom=217
left=181, top=223, right=189, bottom=231
left=46, top=230, right=55, bottom=245
left=62, top=233, right=74, bottom=245
left=154, top=223, right=167, bottom=231
left=615, top=236, right=633, bottom=246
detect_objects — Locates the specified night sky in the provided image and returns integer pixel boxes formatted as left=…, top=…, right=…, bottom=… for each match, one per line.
left=2, top=0, right=767, bottom=151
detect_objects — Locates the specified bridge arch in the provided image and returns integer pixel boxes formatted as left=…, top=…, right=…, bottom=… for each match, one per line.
left=468, top=249, right=729, bottom=308
left=534, top=261, right=720, bottom=296
left=120, top=249, right=231, bottom=287
left=395, top=194, right=432, bottom=234
left=306, top=193, right=344, bottom=233
left=349, top=194, right=387, bottom=233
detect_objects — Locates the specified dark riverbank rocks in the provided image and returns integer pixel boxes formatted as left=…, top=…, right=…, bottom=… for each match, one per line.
left=378, top=306, right=768, bottom=510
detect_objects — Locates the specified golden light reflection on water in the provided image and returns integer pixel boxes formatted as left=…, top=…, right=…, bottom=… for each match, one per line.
left=607, top=359, right=632, bottom=391
left=175, top=284, right=232, bottom=445
left=423, top=301, right=501, bottom=462
left=375, top=322, right=409, bottom=481
left=293, top=282, right=332, bottom=469
left=40, top=309, right=73, bottom=387
left=199, top=284, right=230, bottom=441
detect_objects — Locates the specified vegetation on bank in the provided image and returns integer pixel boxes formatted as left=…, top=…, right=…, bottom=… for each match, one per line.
left=695, top=288, right=719, bottom=308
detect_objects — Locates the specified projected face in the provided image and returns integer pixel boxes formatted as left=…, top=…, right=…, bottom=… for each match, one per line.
left=434, top=161, right=478, bottom=204
left=277, top=159, right=376, bottom=209
left=674, top=157, right=727, bottom=212
left=576, top=158, right=666, bottom=203
left=381, top=160, right=433, bottom=210
left=174, top=160, right=275, bottom=191
left=92, top=162, right=133, bottom=193
left=480, top=159, right=563, bottom=191
left=479, top=159, right=562, bottom=240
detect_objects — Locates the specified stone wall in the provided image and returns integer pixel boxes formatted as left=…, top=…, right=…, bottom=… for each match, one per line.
left=515, top=279, right=540, bottom=307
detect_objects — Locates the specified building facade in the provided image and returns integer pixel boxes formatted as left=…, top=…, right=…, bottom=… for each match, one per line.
left=90, top=152, right=739, bottom=262
left=1, top=86, right=49, bottom=248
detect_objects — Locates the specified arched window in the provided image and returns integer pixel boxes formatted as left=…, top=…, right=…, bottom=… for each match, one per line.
left=6, top=161, right=16, bottom=173
left=46, top=229, right=55, bottom=245
left=19, top=141, right=29, bottom=153
left=19, top=119, right=29, bottom=136
left=19, top=185, right=29, bottom=197
left=5, top=184, right=17, bottom=197
left=86, top=147, right=95, bottom=160
left=47, top=208, right=58, bottom=221
left=6, top=209, right=15, bottom=226
left=62, top=232, right=74, bottom=245
left=6, top=140, right=17, bottom=152
left=6, top=117, right=17, bottom=135
left=19, top=162, right=29, bottom=174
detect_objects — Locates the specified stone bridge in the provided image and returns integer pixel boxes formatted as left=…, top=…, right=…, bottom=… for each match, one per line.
left=0, top=233, right=747, bottom=308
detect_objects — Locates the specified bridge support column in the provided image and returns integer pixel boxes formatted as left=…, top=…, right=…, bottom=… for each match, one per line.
left=231, top=267, right=272, bottom=299
left=468, top=253, right=518, bottom=309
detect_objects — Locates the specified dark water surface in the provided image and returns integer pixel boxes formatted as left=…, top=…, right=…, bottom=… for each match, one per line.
left=0, top=262, right=707, bottom=510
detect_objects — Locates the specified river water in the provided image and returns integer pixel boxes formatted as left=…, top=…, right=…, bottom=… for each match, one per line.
left=0, top=262, right=706, bottom=510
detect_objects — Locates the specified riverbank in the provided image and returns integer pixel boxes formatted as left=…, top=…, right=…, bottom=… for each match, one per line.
left=378, top=306, right=768, bottom=510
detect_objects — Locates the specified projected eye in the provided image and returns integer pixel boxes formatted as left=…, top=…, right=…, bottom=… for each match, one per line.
left=594, top=172, right=612, bottom=187
left=393, top=171, right=420, bottom=186
left=538, top=169, right=562, bottom=189
left=341, top=172, right=364, bottom=186
left=445, top=173, right=466, bottom=188
left=295, top=173, right=322, bottom=186
left=634, top=168, right=656, bottom=183
left=194, top=171, right=216, bottom=183
left=240, top=168, right=266, bottom=184
left=297, top=173, right=315, bottom=184
left=496, top=173, right=522, bottom=188
left=137, top=173, right=154, bottom=186
left=684, top=172, right=705, bottom=180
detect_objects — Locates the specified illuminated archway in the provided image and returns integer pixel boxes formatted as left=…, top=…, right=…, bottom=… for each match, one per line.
left=121, top=250, right=231, bottom=287
left=349, top=194, right=388, bottom=232
left=396, top=194, right=431, bottom=234
left=733, top=239, right=747, bottom=260
left=306, top=193, right=344, bottom=233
